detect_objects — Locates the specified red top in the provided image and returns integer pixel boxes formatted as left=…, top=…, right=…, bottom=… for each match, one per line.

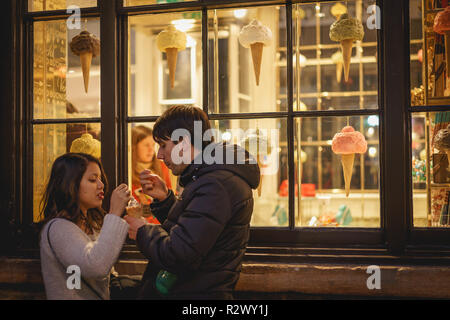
left=131, top=161, right=173, bottom=224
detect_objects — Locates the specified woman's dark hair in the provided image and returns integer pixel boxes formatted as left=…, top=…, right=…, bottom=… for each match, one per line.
left=39, top=152, right=108, bottom=234
left=131, top=125, right=163, bottom=186
left=152, top=105, right=213, bottom=149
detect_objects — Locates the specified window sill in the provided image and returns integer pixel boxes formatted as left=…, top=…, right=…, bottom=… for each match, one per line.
left=1, top=257, right=449, bottom=299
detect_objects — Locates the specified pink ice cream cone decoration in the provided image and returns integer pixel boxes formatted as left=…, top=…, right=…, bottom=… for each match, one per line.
left=332, top=126, right=367, bottom=197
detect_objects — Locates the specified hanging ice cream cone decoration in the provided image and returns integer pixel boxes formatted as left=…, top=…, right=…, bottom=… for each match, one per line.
left=329, top=14, right=364, bottom=82
left=80, top=52, right=93, bottom=93
left=70, top=133, right=101, bottom=159
left=250, top=42, right=264, bottom=86
left=341, top=153, right=355, bottom=197
left=156, top=25, right=187, bottom=89
left=239, top=19, right=273, bottom=86
left=331, top=3, right=347, bottom=20
left=433, top=6, right=450, bottom=78
left=331, top=126, right=367, bottom=197
left=165, top=47, right=179, bottom=88
left=331, top=50, right=344, bottom=83
left=70, top=31, right=100, bottom=94
left=340, top=39, right=353, bottom=82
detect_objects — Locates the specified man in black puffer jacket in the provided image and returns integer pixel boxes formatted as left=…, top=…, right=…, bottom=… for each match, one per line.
left=125, top=106, right=260, bottom=300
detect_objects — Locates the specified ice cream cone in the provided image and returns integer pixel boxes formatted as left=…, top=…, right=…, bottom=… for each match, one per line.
left=80, top=52, right=93, bottom=93
left=250, top=42, right=264, bottom=86
left=341, top=153, right=355, bottom=197
left=165, top=47, right=178, bottom=89
left=340, top=39, right=353, bottom=82
left=336, top=61, right=343, bottom=83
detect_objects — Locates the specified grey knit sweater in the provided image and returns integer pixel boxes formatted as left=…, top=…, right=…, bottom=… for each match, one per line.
left=40, top=214, right=129, bottom=300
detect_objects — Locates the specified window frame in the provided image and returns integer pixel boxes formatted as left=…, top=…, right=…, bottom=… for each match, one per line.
left=4, top=0, right=449, bottom=260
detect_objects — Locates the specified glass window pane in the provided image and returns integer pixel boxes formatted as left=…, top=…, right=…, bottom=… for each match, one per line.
left=293, top=1, right=379, bottom=112
left=127, top=123, right=178, bottom=223
left=124, top=0, right=197, bottom=6
left=208, top=6, right=285, bottom=113
left=128, top=12, right=202, bottom=116
left=410, top=0, right=450, bottom=106
left=28, top=0, right=97, bottom=12
left=412, top=112, right=450, bottom=227
left=33, top=123, right=101, bottom=222
left=210, top=118, right=288, bottom=227
left=33, top=19, right=101, bottom=119
left=295, top=115, right=380, bottom=227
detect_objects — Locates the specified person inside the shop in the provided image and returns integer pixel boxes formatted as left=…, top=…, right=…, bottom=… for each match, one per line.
left=124, top=105, right=261, bottom=299
left=39, top=152, right=131, bottom=300
left=131, top=125, right=172, bottom=224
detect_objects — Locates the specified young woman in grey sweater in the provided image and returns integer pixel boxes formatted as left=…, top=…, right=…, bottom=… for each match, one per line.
left=39, top=153, right=131, bottom=300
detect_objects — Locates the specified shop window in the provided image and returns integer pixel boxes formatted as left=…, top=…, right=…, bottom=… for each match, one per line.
left=409, top=0, right=450, bottom=227
left=33, top=123, right=101, bottom=222
left=128, top=11, right=202, bottom=116
left=207, top=6, right=285, bottom=113
left=294, top=115, right=380, bottom=227
left=32, top=17, right=101, bottom=222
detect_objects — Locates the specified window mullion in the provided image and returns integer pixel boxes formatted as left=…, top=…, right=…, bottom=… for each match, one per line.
left=100, top=0, right=119, bottom=212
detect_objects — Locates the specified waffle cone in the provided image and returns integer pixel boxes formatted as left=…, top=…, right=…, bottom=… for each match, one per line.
left=166, top=47, right=178, bottom=89
left=336, top=61, right=343, bottom=83
left=341, top=153, right=355, bottom=197
left=80, top=52, right=93, bottom=93
left=250, top=42, right=264, bottom=86
left=340, top=39, right=353, bottom=82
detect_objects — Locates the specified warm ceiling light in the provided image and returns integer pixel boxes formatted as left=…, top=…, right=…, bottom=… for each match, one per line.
left=171, top=19, right=195, bottom=32
left=234, top=9, right=248, bottom=19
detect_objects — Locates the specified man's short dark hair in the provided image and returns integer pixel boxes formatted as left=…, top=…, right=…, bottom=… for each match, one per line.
left=153, top=105, right=213, bottom=149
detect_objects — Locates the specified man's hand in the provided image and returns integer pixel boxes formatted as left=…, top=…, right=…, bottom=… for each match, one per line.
left=139, top=169, right=169, bottom=201
left=124, top=215, right=149, bottom=240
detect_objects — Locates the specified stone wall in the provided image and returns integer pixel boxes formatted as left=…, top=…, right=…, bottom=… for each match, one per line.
left=0, top=258, right=449, bottom=299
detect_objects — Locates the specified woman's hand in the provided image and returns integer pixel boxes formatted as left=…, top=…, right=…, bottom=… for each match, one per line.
left=139, top=169, right=169, bottom=201
left=109, top=184, right=132, bottom=216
